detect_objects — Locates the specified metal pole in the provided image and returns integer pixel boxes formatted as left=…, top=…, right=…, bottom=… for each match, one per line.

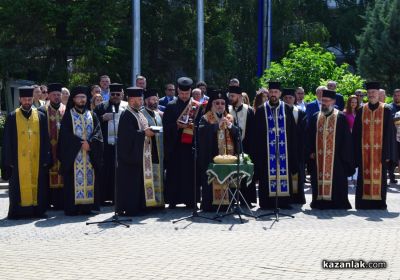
left=132, top=0, right=141, bottom=85
left=197, top=0, right=204, bottom=81
left=262, top=0, right=268, bottom=70
left=266, top=0, right=272, bottom=69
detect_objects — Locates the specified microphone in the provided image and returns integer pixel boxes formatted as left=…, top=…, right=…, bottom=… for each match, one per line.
left=111, top=105, right=116, bottom=113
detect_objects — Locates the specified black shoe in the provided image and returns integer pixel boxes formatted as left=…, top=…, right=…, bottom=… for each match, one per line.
left=390, top=178, right=397, bottom=184
left=168, top=204, right=176, bottom=209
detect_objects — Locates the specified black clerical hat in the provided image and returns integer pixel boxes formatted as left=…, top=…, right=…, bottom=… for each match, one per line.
left=322, top=89, right=336, bottom=99
left=177, top=77, right=193, bottom=91
left=19, top=86, right=34, bottom=98
left=268, top=81, right=281, bottom=90
left=67, top=85, right=90, bottom=111
left=109, top=83, right=123, bottom=92
left=206, top=88, right=229, bottom=112
left=47, top=83, right=63, bottom=93
left=209, top=89, right=228, bottom=103
left=126, top=87, right=144, bottom=97
left=228, top=85, right=242, bottom=94
left=70, top=86, right=88, bottom=98
left=144, top=88, right=158, bottom=99
left=365, top=82, right=380, bottom=90
left=282, top=88, right=296, bottom=97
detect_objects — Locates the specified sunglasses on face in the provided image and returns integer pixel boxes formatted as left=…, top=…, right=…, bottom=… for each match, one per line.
left=214, top=101, right=225, bottom=106
left=111, top=92, right=121, bottom=97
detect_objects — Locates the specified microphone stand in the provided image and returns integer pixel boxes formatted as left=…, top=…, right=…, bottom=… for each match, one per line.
left=172, top=117, right=216, bottom=223
left=257, top=102, right=294, bottom=223
left=215, top=106, right=256, bottom=223
left=87, top=104, right=131, bottom=227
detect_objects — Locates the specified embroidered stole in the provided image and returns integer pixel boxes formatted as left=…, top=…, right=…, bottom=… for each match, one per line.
left=203, top=111, right=235, bottom=205
left=47, top=104, right=65, bottom=188
left=71, top=109, right=95, bottom=205
left=316, top=109, right=338, bottom=200
left=177, top=98, right=201, bottom=144
left=291, top=106, right=300, bottom=193
left=265, top=101, right=290, bottom=197
left=229, top=104, right=248, bottom=140
left=107, top=101, right=126, bottom=145
left=16, top=108, right=40, bottom=207
left=141, top=108, right=165, bottom=207
left=127, top=106, right=157, bottom=207
left=361, top=103, right=384, bottom=200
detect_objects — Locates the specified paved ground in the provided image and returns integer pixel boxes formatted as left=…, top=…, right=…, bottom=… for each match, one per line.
left=0, top=182, right=399, bottom=280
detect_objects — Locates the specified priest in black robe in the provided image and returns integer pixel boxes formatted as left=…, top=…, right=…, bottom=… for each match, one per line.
left=253, top=82, right=298, bottom=209
left=282, top=88, right=306, bottom=205
left=141, top=88, right=165, bottom=208
left=353, top=82, right=394, bottom=209
left=308, top=90, right=354, bottom=209
left=57, top=86, right=103, bottom=216
left=162, top=77, right=202, bottom=208
left=228, top=85, right=256, bottom=205
left=115, top=87, right=157, bottom=215
left=198, top=89, right=240, bottom=211
left=39, top=83, right=66, bottom=210
left=93, top=83, right=128, bottom=205
left=1, top=86, right=51, bottom=219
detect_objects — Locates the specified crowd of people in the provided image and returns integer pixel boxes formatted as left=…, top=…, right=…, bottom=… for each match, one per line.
left=1, top=74, right=398, bottom=219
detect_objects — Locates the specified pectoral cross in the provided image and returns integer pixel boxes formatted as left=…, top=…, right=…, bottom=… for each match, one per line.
left=27, top=126, right=33, bottom=140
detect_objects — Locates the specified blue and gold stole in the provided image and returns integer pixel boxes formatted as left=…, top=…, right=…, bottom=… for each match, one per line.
left=141, top=108, right=165, bottom=207
left=265, top=101, right=290, bottom=197
left=71, top=108, right=95, bottom=205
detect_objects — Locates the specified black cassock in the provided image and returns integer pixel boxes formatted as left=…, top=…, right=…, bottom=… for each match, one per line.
left=290, top=107, right=306, bottom=205
left=230, top=105, right=257, bottom=204
left=162, top=98, right=200, bottom=207
left=253, top=103, right=298, bottom=209
left=93, top=101, right=125, bottom=204
left=57, top=110, right=103, bottom=215
left=308, top=111, right=354, bottom=209
left=115, top=109, right=147, bottom=215
left=1, top=109, right=51, bottom=219
left=198, top=116, right=240, bottom=211
left=353, top=103, right=394, bottom=209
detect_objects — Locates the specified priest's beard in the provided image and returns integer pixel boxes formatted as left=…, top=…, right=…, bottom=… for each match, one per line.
left=321, top=104, right=333, bottom=115
left=74, top=104, right=86, bottom=111
left=50, top=101, right=61, bottom=109
left=147, top=102, right=158, bottom=110
left=21, top=104, right=32, bottom=111
left=269, top=96, right=279, bottom=106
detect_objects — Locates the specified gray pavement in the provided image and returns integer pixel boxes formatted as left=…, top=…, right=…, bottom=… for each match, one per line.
left=0, top=183, right=399, bottom=280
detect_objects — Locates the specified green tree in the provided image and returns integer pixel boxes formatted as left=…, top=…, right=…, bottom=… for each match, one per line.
left=358, top=0, right=400, bottom=91
left=260, top=42, right=364, bottom=100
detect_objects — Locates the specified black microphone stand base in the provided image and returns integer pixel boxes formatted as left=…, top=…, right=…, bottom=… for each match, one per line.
left=257, top=208, right=294, bottom=222
left=86, top=214, right=132, bottom=228
left=215, top=204, right=256, bottom=224
left=172, top=208, right=219, bottom=224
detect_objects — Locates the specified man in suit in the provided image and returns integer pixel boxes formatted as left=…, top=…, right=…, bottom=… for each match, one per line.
left=159, top=83, right=177, bottom=109
left=327, top=80, right=345, bottom=111
left=295, top=86, right=306, bottom=112
left=306, top=86, right=327, bottom=121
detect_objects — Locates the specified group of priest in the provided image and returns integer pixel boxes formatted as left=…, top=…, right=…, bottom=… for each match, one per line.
left=0, top=77, right=393, bottom=219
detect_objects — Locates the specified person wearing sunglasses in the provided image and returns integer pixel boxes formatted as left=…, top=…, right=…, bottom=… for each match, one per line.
left=93, top=83, right=128, bottom=206
left=198, top=89, right=239, bottom=211
left=159, top=83, right=177, bottom=109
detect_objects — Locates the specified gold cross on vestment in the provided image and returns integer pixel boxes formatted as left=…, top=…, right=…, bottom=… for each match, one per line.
left=27, top=126, right=33, bottom=140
